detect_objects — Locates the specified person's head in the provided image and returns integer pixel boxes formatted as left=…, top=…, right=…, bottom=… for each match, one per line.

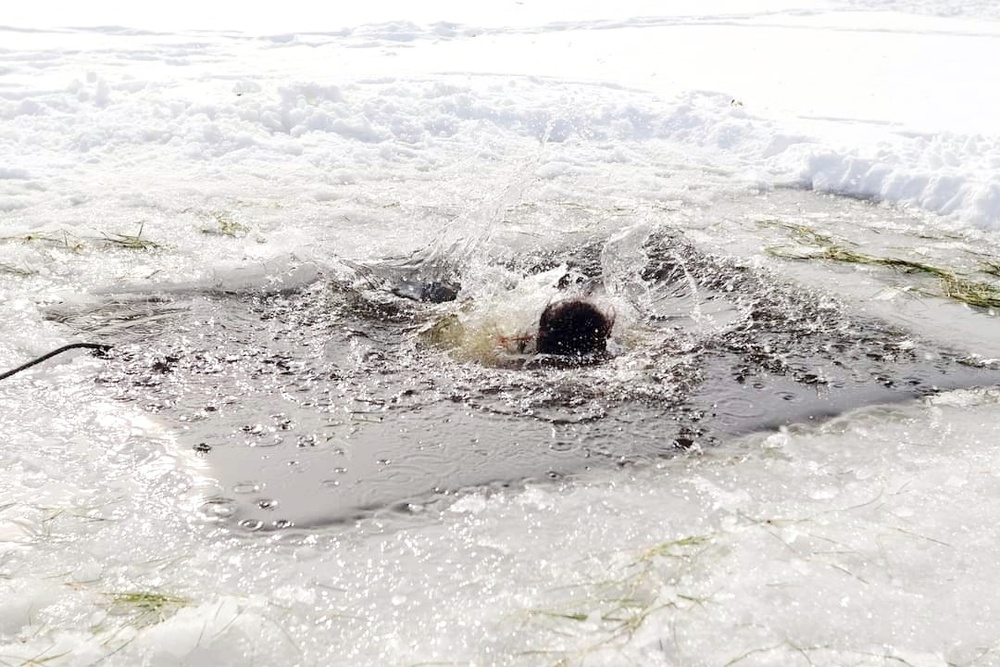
left=536, top=299, right=613, bottom=357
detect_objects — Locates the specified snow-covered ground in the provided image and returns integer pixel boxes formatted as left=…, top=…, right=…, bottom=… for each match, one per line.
left=3, top=1, right=1000, bottom=665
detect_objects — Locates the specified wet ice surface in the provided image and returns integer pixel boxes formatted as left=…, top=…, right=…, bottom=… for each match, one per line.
left=6, top=186, right=1000, bottom=667
left=45, top=189, right=1000, bottom=531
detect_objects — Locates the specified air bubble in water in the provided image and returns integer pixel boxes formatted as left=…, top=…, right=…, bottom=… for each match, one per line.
left=232, top=481, right=262, bottom=494
left=199, top=497, right=236, bottom=519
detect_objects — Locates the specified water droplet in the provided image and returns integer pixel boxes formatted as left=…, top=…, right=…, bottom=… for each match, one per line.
left=232, top=481, right=262, bottom=494
left=238, top=519, right=264, bottom=531
left=257, top=498, right=278, bottom=510
left=199, top=497, right=235, bottom=519
left=252, top=435, right=283, bottom=448
left=715, top=397, right=763, bottom=418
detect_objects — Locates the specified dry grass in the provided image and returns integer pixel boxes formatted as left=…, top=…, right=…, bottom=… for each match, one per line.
left=764, top=221, right=1000, bottom=310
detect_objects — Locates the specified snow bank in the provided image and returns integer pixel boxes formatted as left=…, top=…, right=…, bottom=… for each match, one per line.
left=798, top=145, right=1000, bottom=228
left=5, top=65, right=1000, bottom=235
left=4, top=8, right=1000, bottom=233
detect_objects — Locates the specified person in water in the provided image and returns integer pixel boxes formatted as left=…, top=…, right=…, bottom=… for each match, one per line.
left=536, top=299, right=614, bottom=357
left=394, top=273, right=613, bottom=359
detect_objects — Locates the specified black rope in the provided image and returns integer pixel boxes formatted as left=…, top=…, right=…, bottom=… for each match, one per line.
left=0, top=343, right=113, bottom=381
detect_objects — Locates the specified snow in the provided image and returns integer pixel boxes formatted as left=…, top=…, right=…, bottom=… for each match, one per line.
left=4, top=7, right=1000, bottom=234
left=3, top=1, right=1000, bottom=665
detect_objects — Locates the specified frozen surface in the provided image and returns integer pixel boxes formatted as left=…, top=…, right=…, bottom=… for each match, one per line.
left=3, top=1, right=1000, bottom=665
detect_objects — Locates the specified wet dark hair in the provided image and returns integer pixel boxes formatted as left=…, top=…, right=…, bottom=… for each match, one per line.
left=536, top=299, right=613, bottom=357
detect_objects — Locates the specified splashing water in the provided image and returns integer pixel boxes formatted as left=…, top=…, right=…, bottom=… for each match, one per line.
left=43, top=188, right=1000, bottom=532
